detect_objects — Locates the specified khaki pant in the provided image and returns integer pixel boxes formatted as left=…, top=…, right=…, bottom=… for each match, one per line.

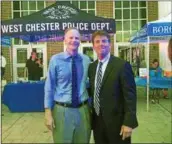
left=52, top=104, right=91, bottom=143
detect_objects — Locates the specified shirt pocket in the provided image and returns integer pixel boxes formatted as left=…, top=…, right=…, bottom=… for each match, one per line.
left=57, top=64, right=71, bottom=81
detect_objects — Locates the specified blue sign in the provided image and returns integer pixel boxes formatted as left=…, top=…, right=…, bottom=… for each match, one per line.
left=1, top=36, right=11, bottom=47
left=148, top=22, right=172, bottom=36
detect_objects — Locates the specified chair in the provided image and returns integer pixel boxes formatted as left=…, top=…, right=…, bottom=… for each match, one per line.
left=149, top=70, right=162, bottom=104
left=150, top=88, right=161, bottom=104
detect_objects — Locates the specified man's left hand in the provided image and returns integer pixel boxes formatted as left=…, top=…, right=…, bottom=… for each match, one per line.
left=120, top=125, right=132, bottom=140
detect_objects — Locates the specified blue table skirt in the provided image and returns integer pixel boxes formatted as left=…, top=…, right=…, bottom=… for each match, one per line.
left=2, top=81, right=45, bottom=112
left=135, top=77, right=172, bottom=89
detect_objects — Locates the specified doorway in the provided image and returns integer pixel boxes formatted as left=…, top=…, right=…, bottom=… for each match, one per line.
left=13, top=43, right=47, bottom=82
left=79, top=43, right=97, bottom=62
left=116, top=43, right=131, bottom=63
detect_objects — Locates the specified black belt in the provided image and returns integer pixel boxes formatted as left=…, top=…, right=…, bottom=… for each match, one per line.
left=55, top=100, right=88, bottom=108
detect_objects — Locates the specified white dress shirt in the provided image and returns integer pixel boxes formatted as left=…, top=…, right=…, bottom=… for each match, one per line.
left=94, top=53, right=111, bottom=97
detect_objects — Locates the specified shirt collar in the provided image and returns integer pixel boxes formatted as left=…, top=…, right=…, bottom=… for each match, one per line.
left=64, top=51, right=82, bottom=61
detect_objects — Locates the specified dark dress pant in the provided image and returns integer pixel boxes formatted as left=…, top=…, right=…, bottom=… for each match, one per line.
left=93, top=110, right=131, bottom=144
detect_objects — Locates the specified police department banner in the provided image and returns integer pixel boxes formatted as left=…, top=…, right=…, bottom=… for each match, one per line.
left=1, top=2, right=116, bottom=42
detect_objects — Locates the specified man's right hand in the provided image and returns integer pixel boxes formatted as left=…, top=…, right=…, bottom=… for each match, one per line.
left=45, top=109, right=55, bottom=131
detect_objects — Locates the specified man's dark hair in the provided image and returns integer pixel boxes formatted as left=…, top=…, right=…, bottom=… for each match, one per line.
left=152, top=59, right=159, bottom=63
left=91, top=30, right=110, bottom=44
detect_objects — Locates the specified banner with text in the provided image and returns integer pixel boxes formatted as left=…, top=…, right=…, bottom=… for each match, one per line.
left=1, top=2, right=115, bottom=42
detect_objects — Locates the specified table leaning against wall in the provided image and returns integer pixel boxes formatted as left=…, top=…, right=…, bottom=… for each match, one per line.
left=2, top=81, right=45, bottom=112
